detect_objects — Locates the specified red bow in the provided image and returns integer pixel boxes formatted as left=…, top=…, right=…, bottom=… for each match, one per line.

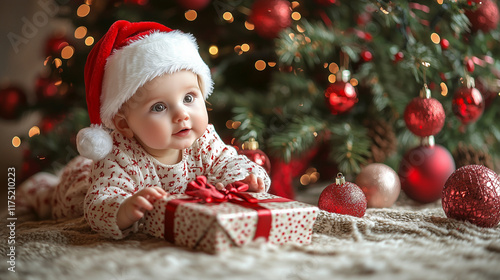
left=184, top=176, right=258, bottom=204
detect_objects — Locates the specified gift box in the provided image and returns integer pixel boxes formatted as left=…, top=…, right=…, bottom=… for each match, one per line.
left=143, top=176, right=318, bottom=253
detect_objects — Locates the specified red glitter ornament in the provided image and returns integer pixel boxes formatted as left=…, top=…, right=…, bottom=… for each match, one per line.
left=465, top=0, right=499, bottom=33
left=442, top=165, right=500, bottom=228
left=249, top=0, right=291, bottom=39
left=398, top=144, right=456, bottom=204
left=452, top=85, right=484, bottom=125
left=318, top=173, right=367, bottom=217
left=404, top=90, right=445, bottom=137
left=324, top=72, right=358, bottom=115
left=238, top=138, right=271, bottom=174
left=0, top=85, right=28, bottom=120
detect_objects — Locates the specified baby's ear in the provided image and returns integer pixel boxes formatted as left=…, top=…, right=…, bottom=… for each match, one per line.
left=113, top=113, right=134, bottom=139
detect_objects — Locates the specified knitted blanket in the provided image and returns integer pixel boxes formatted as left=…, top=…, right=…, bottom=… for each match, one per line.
left=1, top=196, right=499, bottom=280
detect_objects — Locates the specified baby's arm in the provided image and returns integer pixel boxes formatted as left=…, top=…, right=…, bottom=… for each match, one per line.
left=116, top=187, right=167, bottom=230
left=200, top=125, right=271, bottom=192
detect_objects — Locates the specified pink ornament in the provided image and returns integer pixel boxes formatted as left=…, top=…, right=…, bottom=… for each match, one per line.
left=442, top=165, right=500, bottom=227
left=404, top=97, right=445, bottom=137
left=398, top=144, right=455, bottom=204
left=355, top=163, right=401, bottom=208
left=318, top=173, right=367, bottom=217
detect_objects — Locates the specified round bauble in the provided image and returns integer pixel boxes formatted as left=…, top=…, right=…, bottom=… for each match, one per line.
left=398, top=144, right=455, bottom=204
left=442, top=165, right=500, bottom=227
left=318, top=173, right=367, bottom=217
left=238, top=138, right=271, bottom=174
left=355, top=163, right=401, bottom=208
left=0, top=85, right=28, bottom=120
left=249, top=0, right=292, bottom=39
left=404, top=97, right=445, bottom=137
left=451, top=86, right=484, bottom=125
left=324, top=81, right=358, bottom=115
left=465, top=0, right=499, bottom=33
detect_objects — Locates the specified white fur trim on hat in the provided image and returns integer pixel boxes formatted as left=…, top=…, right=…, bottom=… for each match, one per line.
left=100, top=30, right=213, bottom=129
left=76, top=125, right=113, bottom=161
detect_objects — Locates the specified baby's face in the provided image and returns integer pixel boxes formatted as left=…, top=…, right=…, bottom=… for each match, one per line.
left=122, top=70, right=208, bottom=155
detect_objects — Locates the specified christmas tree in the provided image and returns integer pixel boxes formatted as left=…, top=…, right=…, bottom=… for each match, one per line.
left=9, top=0, right=499, bottom=200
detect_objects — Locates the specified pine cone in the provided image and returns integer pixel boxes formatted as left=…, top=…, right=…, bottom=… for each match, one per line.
left=452, top=143, right=494, bottom=169
left=364, top=118, right=397, bottom=163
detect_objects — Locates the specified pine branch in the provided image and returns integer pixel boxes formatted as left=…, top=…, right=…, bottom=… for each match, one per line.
left=266, top=116, right=327, bottom=162
left=328, top=122, right=372, bottom=175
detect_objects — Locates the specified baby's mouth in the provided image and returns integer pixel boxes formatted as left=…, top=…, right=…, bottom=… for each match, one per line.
left=174, top=128, right=191, bottom=136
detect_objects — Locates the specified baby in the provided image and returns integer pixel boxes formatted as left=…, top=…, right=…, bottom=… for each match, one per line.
left=18, top=20, right=270, bottom=239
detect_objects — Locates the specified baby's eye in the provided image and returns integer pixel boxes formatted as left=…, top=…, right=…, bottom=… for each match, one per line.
left=184, top=94, right=194, bottom=104
left=151, top=103, right=166, bottom=112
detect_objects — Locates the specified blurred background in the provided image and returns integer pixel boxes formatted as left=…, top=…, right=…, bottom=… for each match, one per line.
left=1, top=0, right=499, bottom=209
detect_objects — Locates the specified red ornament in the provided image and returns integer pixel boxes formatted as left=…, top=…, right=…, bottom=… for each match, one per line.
left=124, top=0, right=149, bottom=5
left=442, top=165, right=500, bottom=228
left=176, top=0, right=210, bottom=10
left=404, top=96, right=445, bottom=137
left=440, top=38, right=450, bottom=50
left=451, top=86, right=484, bottom=125
left=238, top=138, right=271, bottom=174
left=361, top=50, right=373, bottom=62
left=45, top=34, right=69, bottom=56
left=465, top=0, right=499, bottom=33
left=249, top=0, right=291, bottom=39
left=318, top=173, right=367, bottom=217
left=40, top=114, right=65, bottom=133
left=0, top=85, right=28, bottom=120
left=324, top=80, right=358, bottom=115
left=398, top=144, right=456, bottom=204
left=465, top=58, right=475, bottom=73
left=314, top=0, right=336, bottom=6
left=393, top=51, right=404, bottom=63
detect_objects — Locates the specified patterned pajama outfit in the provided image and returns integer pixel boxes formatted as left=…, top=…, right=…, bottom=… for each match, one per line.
left=18, top=124, right=270, bottom=239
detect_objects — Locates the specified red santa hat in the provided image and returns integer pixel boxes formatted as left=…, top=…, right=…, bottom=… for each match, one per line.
left=76, top=20, right=213, bottom=161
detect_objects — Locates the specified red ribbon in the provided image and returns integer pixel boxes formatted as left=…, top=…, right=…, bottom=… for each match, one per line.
left=164, top=176, right=292, bottom=245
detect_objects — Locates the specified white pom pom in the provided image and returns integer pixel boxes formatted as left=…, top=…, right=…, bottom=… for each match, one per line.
left=76, top=126, right=113, bottom=161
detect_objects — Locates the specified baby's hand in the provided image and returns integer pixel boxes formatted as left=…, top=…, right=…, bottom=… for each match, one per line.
left=215, top=174, right=266, bottom=193
left=240, top=174, right=266, bottom=193
left=117, top=187, right=167, bottom=230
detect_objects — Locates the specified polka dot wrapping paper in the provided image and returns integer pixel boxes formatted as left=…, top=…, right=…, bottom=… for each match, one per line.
left=143, top=192, right=319, bottom=254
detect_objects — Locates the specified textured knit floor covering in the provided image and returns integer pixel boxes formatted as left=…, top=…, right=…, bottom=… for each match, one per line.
left=1, top=193, right=500, bottom=280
